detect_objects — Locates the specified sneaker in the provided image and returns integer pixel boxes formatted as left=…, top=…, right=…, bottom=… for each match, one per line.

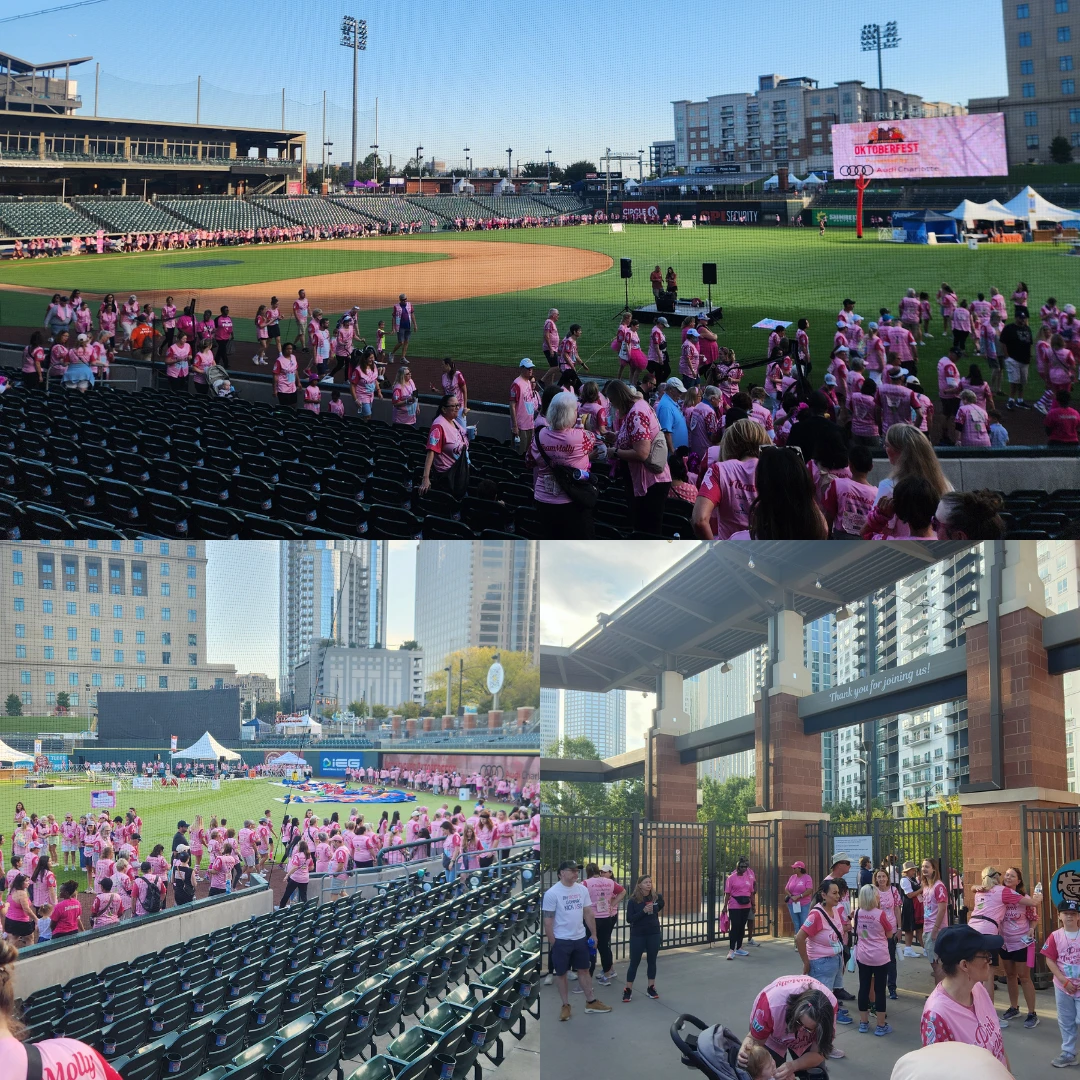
left=1025, top=1014, right=1040, bottom=1029
left=572, top=985, right=584, bottom=994
left=622, top=988, right=632, bottom=1003
left=836, top=1010, right=853, bottom=1026
left=568, top=972, right=578, bottom=981
left=1052, top=1053, right=1078, bottom=1067
left=1002, top=1007, right=1020, bottom=1021
left=595, top=974, right=609, bottom=986
left=544, top=974, right=553, bottom=986
left=903, top=947, right=917, bottom=957
left=999, top=1017, right=1009, bottom=1029
left=646, top=986, right=660, bottom=1000
left=727, top=952, right=736, bottom=960
left=835, top=989, right=856, bottom=1002
left=828, top=1048, right=846, bottom=1059
left=1034, top=400, right=1049, bottom=414
left=560, top=1004, right=571, bottom=1021
left=320, top=375, right=335, bottom=384
left=1007, top=399, right=1015, bottom=410
left=734, top=949, right=750, bottom=956
left=747, top=938, right=761, bottom=947
left=925, top=332, right=934, bottom=338
left=874, top=1024, right=892, bottom=1037
left=604, top=970, right=618, bottom=981
left=585, top=998, right=612, bottom=1014
left=889, top=991, right=898, bottom=1000
left=858, top=1022, right=870, bottom=1033
left=1016, top=400, right=1031, bottom=409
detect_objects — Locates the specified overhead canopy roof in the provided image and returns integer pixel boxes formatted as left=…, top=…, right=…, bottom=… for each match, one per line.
left=0, top=51, right=92, bottom=74
left=541, top=541, right=975, bottom=694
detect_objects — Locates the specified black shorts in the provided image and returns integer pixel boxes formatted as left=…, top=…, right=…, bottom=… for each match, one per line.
left=901, top=896, right=916, bottom=933
left=4, top=917, right=33, bottom=936
left=268, top=324, right=281, bottom=339
left=544, top=349, right=559, bottom=368
left=1000, top=946, right=1028, bottom=964
left=551, top=937, right=590, bottom=975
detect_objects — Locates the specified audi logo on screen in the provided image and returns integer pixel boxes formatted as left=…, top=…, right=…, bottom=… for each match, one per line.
left=837, top=165, right=875, bottom=177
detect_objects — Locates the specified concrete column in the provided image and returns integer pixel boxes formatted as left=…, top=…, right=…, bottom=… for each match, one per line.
left=516, top=706, right=534, bottom=729
left=364, top=718, right=377, bottom=733
left=487, top=710, right=502, bottom=730
left=962, top=542, right=1078, bottom=891
left=652, top=669, right=692, bottom=735
left=441, top=715, right=454, bottom=731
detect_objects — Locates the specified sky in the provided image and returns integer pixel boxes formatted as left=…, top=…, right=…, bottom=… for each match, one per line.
left=6, top=0, right=1008, bottom=174
left=204, top=540, right=416, bottom=691
left=540, top=540, right=701, bottom=750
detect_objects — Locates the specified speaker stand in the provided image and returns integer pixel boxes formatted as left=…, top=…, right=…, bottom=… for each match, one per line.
left=613, top=278, right=631, bottom=320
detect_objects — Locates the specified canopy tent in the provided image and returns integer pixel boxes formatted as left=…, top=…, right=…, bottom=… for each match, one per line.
left=897, top=209, right=958, bottom=244
left=171, top=731, right=241, bottom=761
left=270, top=751, right=308, bottom=766
left=1002, top=186, right=1077, bottom=223
left=803, top=173, right=827, bottom=185
left=0, top=738, right=33, bottom=765
left=946, top=199, right=1012, bottom=226
left=275, top=715, right=322, bottom=736
left=763, top=174, right=804, bottom=190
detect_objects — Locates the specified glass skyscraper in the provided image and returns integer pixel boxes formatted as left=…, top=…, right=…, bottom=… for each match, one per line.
left=563, top=689, right=626, bottom=759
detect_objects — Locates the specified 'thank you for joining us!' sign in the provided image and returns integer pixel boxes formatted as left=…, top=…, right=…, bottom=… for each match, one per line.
left=831, top=114, right=1007, bottom=181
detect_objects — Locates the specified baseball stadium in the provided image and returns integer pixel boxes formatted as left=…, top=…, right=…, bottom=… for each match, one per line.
left=0, top=13, right=1079, bottom=541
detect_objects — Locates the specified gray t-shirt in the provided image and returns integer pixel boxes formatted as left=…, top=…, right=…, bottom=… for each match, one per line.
left=542, top=881, right=591, bottom=940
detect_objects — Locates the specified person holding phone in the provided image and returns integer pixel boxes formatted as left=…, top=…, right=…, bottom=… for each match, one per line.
left=622, top=875, right=664, bottom=1003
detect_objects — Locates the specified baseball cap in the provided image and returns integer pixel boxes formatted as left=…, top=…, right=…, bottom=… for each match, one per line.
left=1061, top=899, right=1080, bottom=913
left=557, top=860, right=579, bottom=873
left=1066, top=304, right=1077, bottom=315
left=666, top=377, right=687, bottom=393
left=686, top=328, right=699, bottom=337
left=341, top=315, right=352, bottom=323
left=906, top=376, right=921, bottom=386
left=824, top=373, right=837, bottom=385
left=868, top=321, right=878, bottom=331
left=836, top=319, right=847, bottom=328
left=600, top=864, right=614, bottom=873
left=399, top=293, right=407, bottom=301
left=791, top=861, right=806, bottom=870
left=177, top=820, right=189, bottom=828
left=933, top=924, right=1004, bottom=965
left=519, top=357, right=534, bottom=368
left=834, top=345, right=849, bottom=354
left=656, top=317, right=669, bottom=327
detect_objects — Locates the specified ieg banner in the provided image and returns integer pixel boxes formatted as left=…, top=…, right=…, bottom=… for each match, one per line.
left=318, top=751, right=379, bottom=777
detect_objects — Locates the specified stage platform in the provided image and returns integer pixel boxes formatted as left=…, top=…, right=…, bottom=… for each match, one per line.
left=632, top=300, right=724, bottom=325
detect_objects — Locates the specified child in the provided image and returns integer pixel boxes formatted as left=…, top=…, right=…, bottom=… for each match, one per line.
left=303, top=372, right=322, bottom=414
left=919, top=291, right=933, bottom=340
left=1046, top=389, right=1080, bottom=446
left=254, top=304, right=269, bottom=365
left=988, top=409, right=1010, bottom=448
left=1040, top=898, right=1080, bottom=1068
left=375, top=319, right=387, bottom=373
left=329, top=387, right=345, bottom=418
left=823, top=444, right=878, bottom=538
left=215, top=378, right=235, bottom=399
left=892, top=475, right=939, bottom=539
left=36, top=902, right=53, bottom=942
left=699, top=1025, right=777, bottom=1080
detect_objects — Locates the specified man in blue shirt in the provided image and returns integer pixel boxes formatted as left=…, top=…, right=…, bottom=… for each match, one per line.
left=654, top=377, right=688, bottom=455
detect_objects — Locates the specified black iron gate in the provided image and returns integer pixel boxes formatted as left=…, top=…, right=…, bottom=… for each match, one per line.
left=1024, top=805, right=1080, bottom=984
left=541, top=814, right=777, bottom=958
left=806, top=814, right=965, bottom=923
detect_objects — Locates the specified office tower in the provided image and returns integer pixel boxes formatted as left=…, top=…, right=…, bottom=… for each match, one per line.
left=540, top=686, right=561, bottom=754
left=279, top=540, right=388, bottom=703
left=413, top=540, right=539, bottom=683
left=563, top=689, right=626, bottom=759
left=1039, top=540, right=1080, bottom=789
left=0, top=539, right=222, bottom=714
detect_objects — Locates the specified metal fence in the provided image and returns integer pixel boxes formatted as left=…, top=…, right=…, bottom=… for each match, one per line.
left=806, top=813, right=965, bottom=923
left=1024, top=806, right=1080, bottom=983
left=540, top=815, right=777, bottom=958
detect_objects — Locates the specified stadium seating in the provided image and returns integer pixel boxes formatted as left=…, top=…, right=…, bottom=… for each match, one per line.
left=17, top=854, right=540, bottom=1080
left=252, top=197, right=376, bottom=229
left=400, top=196, right=480, bottom=224
left=466, top=196, right=566, bottom=219
left=531, top=194, right=588, bottom=214
left=327, top=197, right=424, bottom=227
left=158, top=198, right=295, bottom=231
left=0, top=380, right=534, bottom=539
left=74, top=198, right=190, bottom=234
left=0, top=196, right=98, bottom=239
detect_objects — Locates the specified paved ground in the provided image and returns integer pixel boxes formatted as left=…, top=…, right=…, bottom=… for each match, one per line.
left=541, top=936, right=1065, bottom=1080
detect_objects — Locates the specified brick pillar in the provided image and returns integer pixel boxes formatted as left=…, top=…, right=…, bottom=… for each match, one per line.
left=441, top=714, right=454, bottom=730
left=364, top=718, right=377, bottom=733
left=644, top=731, right=701, bottom=915
left=516, top=706, right=534, bottom=730
left=463, top=713, right=476, bottom=730
left=390, top=715, right=401, bottom=739
left=422, top=715, right=433, bottom=732
left=487, top=710, right=502, bottom=730
left=405, top=719, right=417, bottom=739
left=961, top=587, right=1077, bottom=896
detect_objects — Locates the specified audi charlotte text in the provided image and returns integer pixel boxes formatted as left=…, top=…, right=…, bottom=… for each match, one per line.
left=853, top=142, right=920, bottom=156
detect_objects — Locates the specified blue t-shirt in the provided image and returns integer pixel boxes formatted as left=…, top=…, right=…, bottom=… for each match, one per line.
left=989, top=423, right=1009, bottom=448
left=655, top=394, right=688, bottom=450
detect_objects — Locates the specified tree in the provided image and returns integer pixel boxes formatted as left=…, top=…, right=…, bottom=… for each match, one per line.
left=255, top=698, right=280, bottom=720
left=399, top=641, right=419, bottom=651
left=519, top=161, right=562, bottom=181
left=698, top=775, right=756, bottom=825
left=560, top=160, right=597, bottom=185
left=5, top=694, right=21, bottom=717
left=371, top=704, right=390, bottom=720
left=56, top=691, right=70, bottom=710
left=395, top=700, right=422, bottom=720
left=1050, top=135, right=1074, bottom=165
left=426, top=648, right=538, bottom=715
left=348, top=700, right=367, bottom=717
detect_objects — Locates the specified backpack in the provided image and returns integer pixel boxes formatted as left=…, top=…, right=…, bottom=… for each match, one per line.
left=140, top=876, right=162, bottom=913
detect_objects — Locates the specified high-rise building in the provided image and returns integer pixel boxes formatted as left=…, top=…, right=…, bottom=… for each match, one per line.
left=0, top=539, right=223, bottom=713
left=293, top=647, right=424, bottom=714
left=1038, top=540, right=1080, bottom=789
left=413, top=540, right=539, bottom=684
left=672, top=73, right=964, bottom=177
left=278, top=541, right=388, bottom=704
left=540, top=686, right=561, bottom=754
left=563, top=689, right=626, bottom=759
left=970, top=1, right=1079, bottom=164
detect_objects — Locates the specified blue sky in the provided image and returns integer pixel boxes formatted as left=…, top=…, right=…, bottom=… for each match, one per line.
left=204, top=541, right=416, bottom=690
left=8, top=0, right=1007, bottom=172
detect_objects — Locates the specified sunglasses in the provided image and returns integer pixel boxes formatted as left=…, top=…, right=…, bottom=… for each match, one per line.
left=761, top=443, right=805, bottom=462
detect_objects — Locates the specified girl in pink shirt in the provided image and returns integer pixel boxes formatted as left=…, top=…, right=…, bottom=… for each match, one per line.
left=91, top=878, right=122, bottom=927
left=391, top=369, right=418, bottom=425
left=998, top=866, right=1039, bottom=1026
left=303, top=373, right=322, bottom=414
left=254, top=305, right=270, bottom=365
left=272, top=343, right=299, bottom=406
left=853, top=885, right=893, bottom=1034
left=191, top=816, right=207, bottom=869
left=207, top=842, right=237, bottom=896
left=955, top=391, right=991, bottom=447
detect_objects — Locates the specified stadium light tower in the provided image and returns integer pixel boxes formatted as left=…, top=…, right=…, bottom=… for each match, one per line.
left=463, top=146, right=471, bottom=177
left=340, top=15, right=368, bottom=184
left=416, top=144, right=424, bottom=195
left=860, top=20, right=900, bottom=120
left=545, top=147, right=552, bottom=183
left=506, top=147, right=513, bottom=182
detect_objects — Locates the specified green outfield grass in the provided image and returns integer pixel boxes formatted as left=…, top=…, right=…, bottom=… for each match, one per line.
left=0, top=244, right=444, bottom=295
left=0, top=776, right=513, bottom=881
left=2, top=226, right=1076, bottom=409
left=0, top=716, right=86, bottom=734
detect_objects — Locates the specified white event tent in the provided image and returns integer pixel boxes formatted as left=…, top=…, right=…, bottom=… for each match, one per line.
left=0, top=739, right=33, bottom=765
left=171, top=731, right=241, bottom=761
left=1001, top=186, right=1077, bottom=224
left=945, top=199, right=1012, bottom=226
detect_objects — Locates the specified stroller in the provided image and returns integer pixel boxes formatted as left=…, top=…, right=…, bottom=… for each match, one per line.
left=671, top=1016, right=828, bottom=1080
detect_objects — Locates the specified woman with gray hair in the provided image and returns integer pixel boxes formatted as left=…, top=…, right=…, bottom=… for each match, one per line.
left=604, top=379, right=671, bottom=535
left=525, top=389, right=597, bottom=539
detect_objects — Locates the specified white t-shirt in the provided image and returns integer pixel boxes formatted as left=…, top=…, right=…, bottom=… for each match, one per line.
left=900, top=876, right=918, bottom=896
left=542, top=881, right=591, bottom=941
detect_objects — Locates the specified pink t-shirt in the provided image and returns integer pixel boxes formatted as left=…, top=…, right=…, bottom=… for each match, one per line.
left=392, top=381, right=418, bottom=424
left=273, top=356, right=298, bottom=394
left=617, top=399, right=670, bottom=496
left=749, top=976, right=837, bottom=1060
left=956, top=403, right=991, bottom=447
left=853, top=908, right=891, bottom=967
left=824, top=476, right=877, bottom=538
left=849, top=391, right=879, bottom=438
left=951, top=306, right=972, bottom=333
left=426, top=416, right=468, bottom=473
left=876, top=383, right=918, bottom=430
left=685, top=402, right=718, bottom=460
left=510, top=376, right=540, bottom=430
left=785, top=873, right=814, bottom=910
left=1041, top=927, right=1080, bottom=996
left=0, top=1036, right=122, bottom=1080
left=968, top=883, right=1007, bottom=933
left=303, top=384, right=322, bottom=413
left=885, top=326, right=916, bottom=363
left=288, top=850, right=310, bottom=883
left=585, top=877, right=618, bottom=918
left=922, top=879, right=949, bottom=934
left=543, top=318, right=559, bottom=353
left=801, top=904, right=845, bottom=960
left=1047, top=406, right=1080, bottom=443
left=526, top=427, right=595, bottom=505
left=921, top=982, right=1006, bottom=1065
left=679, top=339, right=701, bottom=379
left=698, top=458, right=757, bottom=539
left=876, top=885, right=901, bottom=935
left=1001, top=893, right=1037, bottom=953
left=724, top=870, right=756, bottom=909
left=208, top=854, right=235, bottom=890
left=166, top=342, right=191, bottom=378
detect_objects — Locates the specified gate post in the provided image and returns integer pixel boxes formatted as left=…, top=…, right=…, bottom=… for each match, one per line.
left=631, top=813, right=641, bottom=882
left=707, top=823, right=717, bottom=944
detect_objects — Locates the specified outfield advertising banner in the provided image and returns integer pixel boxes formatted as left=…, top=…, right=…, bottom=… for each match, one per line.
left=831, top=114, right=1007, bottom=180
left=318, top=751, right=378, bottom=777
left=620, top=202, right=661, bottom=223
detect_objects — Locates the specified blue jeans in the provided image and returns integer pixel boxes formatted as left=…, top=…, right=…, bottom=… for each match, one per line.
left=808, top=954, right=841, bottom=989
left=357, top=401, right=372, bottom=417
left=788, top=903, right=807, bottom=934
left=1057, top=986, right=1079, bottom=1058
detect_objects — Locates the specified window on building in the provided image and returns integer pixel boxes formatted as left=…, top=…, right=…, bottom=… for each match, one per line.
left=91, top=672, right=101, bottom=686
left=115, top=675, right=124, bottom=687
left=137, top=675, right=146, bottom=688
left=160, top=543, right=170, bottom=555
left=1064, top=55, right=1075, bottom=70
left=90, top=628, right=100, bottom=642
left=135, top=606, right=144, bottom=620
left=67, top=627, right=76, bottom=640
left=113, top=605, right=122, bottom=618
left=68, top=672, right=78, bottom=687
left=189, top=653, right=198, bottom=666
left=66, top=602, right=76, bottom=615
left=45, top=671, right=55, bottom=685
left=186, top=545, right=196, bottom=558
left=161, top=583, right=170, bottom=596
left=1025, top=110, right=1039, bottom=126
left=11, top=550, right=21, bottom=565
left=1020, top=31, right=1032, bottom=45
left=13, top=598, right=23, bottom=612
left=1018, top=2, right=1030, bottom=15
left=137, top=651, right=146, bottom=664
left=42, top=625, right=53, bottom=639
left=188, top=610, right=197, bottom=623
left=1023, top=82, right=1037, bottom=97
left=133, top=540, right=143, bottom=553
left=15, top=646, right=25, bottom=658
left=1058, top=0, right=1071, bottom=12
left=1027, top=132, right=1041, bottom=148
left=1065, top=79, right=1077, bottom=93
left=161, top=608, right=171, bottom=620
left=162, top=652, right=171, bottom=665
left=187, top=565, right=196, bottom=579
left=162, top=632, right=171, bottom=645
left=159, top=676, right=168, bottom=689
left=114, top=650, right=123, bottom=663
left=113, top=630, right=122, bottom=643
left=91, top=648, right=100, bottom=662
left=1021, top=59, right=1035, bottom=74
left=19, top=671, right=30, bottom=684
left=68, top=648, right=77, bottom=661
left=189, top=677, right=198, bottom=689
left=1072, top=131, right=1080, bottom=145
left=42, top=600, right=52, bottom=614
left=1061, top=27, right=1073, bottom=41
left=187, top=634, right=197, bottom=646
left=90, top=603, right=99, bottom=616
left=187, top=585, right=196, bottom=599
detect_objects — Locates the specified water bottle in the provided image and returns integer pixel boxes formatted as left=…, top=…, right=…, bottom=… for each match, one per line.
left=513, top=434, right=520, bottom=446
left=572, top=468, right=590, bottom=481
left=225, top=876, right=232, bottom=895
left=587, top=936, right=597, bottom=960
left=1034, top=881, right=1043, bottom=897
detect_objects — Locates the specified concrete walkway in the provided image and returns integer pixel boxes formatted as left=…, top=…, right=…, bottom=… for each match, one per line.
left=541, top=937, right=1066, bottom=1080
